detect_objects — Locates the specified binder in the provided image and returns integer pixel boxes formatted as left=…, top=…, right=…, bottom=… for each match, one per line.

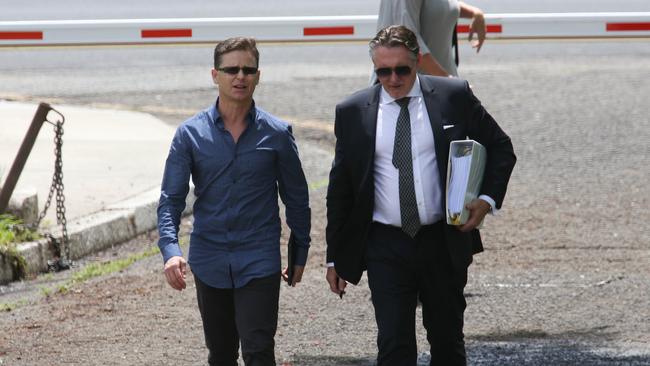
left=445, top=140, right=487, bottom=226
left=285, top=232, right=297, bottom=285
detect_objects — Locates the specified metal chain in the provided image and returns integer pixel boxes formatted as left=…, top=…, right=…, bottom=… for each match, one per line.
left=33, top=116, right=70, bottom=271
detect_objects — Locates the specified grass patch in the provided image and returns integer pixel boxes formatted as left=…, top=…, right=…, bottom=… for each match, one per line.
left=4, top=235, right=188, bottom=311
left=56, top=245, right=160, bottom=293
left=39, top=286, right=52, bottom=297
left=308, top=178, right=329, bottom=191
left=0, top=302, right=16, bottom=312
left=0, top=214, right=40, bottom=245
left=0, top=300, right=27, bottom=312
left=0, top=214, right=40, bottom=280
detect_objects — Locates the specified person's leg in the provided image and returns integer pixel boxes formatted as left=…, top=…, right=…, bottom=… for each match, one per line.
left=233, top=273, right=281, bottom=366
left=416, top=223, right=468, bottom=366
left=366, top=223, right=419, bottom=366
left=195, top=275, right=240, bottom=366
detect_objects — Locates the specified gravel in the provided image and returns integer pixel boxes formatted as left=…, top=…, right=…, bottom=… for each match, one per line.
left=1, top=41, right=649, bottom=365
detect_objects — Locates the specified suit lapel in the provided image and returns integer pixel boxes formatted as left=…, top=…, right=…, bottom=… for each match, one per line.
left=421, top=77, right=449, bottom=189
left=362, top=87, right=380, bottom=153
left=360, top=85, right=381, bottom=201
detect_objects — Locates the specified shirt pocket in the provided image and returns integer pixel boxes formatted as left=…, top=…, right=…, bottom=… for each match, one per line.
left=441, top=120, right=466, bottom=142
left=241, top=147, right=276, bottom=185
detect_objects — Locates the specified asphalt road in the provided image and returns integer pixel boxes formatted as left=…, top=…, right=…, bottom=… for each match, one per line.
left=2, top=0, right=649, bottom=21
left=0, top=39, right=648, bottom=127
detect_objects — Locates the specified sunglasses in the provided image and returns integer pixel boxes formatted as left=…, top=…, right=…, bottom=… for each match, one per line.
left=218, top=66, right=258, bottom=75
left=374, top=66, right=412, bottom=78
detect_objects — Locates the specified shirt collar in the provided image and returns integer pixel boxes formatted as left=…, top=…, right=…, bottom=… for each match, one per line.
left=209, top=98, right=258, bottom=129
left=379, top=76, right=423, bottom=106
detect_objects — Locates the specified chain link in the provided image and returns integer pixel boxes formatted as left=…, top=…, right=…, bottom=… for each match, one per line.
left=33, top=116, right=70, bottom=271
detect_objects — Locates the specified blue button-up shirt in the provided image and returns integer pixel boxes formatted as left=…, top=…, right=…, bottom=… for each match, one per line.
left=157, top=100, right=311, bottom=289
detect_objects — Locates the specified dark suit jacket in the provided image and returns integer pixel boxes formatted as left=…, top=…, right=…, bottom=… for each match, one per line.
left=326, top=75, right=516, bottom=285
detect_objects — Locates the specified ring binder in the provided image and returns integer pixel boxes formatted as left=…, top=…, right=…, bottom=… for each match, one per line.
left=446, top=140, right=487, bottom=226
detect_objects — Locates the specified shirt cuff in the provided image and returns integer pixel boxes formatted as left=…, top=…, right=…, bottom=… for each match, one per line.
left=326, top=262, right=335, bottom=267
left=160, top=243, right=183, bottom=264
left=478, top=195, right=498, bottom=215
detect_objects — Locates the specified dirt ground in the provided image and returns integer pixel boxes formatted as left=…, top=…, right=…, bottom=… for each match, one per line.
left=2, top=45, right=650, bottom=364
left=1, top=120, right=649, bottom=365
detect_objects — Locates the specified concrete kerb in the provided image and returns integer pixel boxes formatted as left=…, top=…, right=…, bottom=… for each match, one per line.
left=0, top=185, right=196, bottom=284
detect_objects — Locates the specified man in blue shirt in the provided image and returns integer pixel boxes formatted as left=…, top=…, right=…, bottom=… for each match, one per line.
left=157, top=37, right=311, bottom=365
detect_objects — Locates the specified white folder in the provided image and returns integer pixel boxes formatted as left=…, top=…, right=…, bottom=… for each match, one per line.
left=445, top=140, right=486, bottom=226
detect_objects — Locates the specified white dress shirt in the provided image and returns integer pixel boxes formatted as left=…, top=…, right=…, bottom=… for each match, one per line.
left=373, top=77, right=445, bottom=226
left=327, top=77, right=497, bottom=267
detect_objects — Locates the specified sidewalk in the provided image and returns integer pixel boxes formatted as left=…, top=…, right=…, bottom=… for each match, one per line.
left=0, top=101, right=181, bottom=282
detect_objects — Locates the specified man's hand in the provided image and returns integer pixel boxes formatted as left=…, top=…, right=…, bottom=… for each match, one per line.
left=163, top=256, right=187, bottom=291
left=468, top=11, right=486, bottom=52
left=458, top=198, right=491, bottom=232
left=281, top=265, right=305, bottom=287
left=326, top=266, right=347, bottom=297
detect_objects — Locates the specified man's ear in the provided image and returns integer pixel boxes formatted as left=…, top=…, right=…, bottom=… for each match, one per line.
left=211, top=68, right=218, bottom=84
left=416, top=52, right=422, bottom=67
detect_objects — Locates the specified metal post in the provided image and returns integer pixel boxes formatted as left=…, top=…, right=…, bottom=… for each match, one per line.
left=0, top=102, right=53, bottom=213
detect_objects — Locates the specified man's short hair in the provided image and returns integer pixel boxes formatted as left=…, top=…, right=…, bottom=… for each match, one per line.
left=369, top=25, right=419, bottom=61
left=213, top=37, right=260, bottom=69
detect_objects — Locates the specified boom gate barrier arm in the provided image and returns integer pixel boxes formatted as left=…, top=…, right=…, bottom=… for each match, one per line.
left=0, top=12, right=649, bottom=46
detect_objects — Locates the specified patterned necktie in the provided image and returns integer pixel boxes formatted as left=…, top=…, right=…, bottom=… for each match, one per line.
left=392, top=97, right=421, bottom=238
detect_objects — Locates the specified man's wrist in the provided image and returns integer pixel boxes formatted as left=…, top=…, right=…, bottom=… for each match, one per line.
left=478, top=195, right=498, bottom=215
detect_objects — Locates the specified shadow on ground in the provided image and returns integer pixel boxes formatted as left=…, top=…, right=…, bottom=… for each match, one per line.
left=467, top=340, right=649, bottom=366
left=466, top=328, right=648, bottom=365
left=291, top=329, right=650, bottom=366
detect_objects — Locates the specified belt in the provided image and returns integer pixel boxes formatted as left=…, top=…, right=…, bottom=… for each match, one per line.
left=372, top=219, right=444, bottom=234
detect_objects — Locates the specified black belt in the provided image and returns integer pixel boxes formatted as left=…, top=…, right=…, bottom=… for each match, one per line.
left=372, top=219, right=444, bottom=235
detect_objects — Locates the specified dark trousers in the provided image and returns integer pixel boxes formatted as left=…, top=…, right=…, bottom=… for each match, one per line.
left=366, top=222, right=468, bottom=366
left=195, top=274, right=280, bottom=366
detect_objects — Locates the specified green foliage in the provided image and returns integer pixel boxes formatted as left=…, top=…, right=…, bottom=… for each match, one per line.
left=0, top=302, right=15, bottom=312
left=39, top=286, right=52, bottom=297
left=56, top=245, right=160, bottom=293
left=308, top=178, right=329, bottom=191
left=0, top=214, right=40, bottom=245
left=0, top=214, right=39, bottom=280
left=0, top=300, right=26, bottom=312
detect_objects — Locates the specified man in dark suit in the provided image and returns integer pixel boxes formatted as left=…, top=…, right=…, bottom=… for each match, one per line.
left=325, top=25, right=516, bottom=365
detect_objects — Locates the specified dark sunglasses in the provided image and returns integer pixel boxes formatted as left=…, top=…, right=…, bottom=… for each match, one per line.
left=374, top=66, right=412, bottom=78
left=218, top=66, right=258, bottom=75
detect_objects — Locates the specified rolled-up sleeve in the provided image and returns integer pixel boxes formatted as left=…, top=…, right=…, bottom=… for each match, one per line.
left=157, top=126, right=192, bottom=264
left=276, top=125, right=311, bottom=265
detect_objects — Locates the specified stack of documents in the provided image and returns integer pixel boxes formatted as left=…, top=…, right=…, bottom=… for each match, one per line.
left=446, top=140, right=486, bottom=225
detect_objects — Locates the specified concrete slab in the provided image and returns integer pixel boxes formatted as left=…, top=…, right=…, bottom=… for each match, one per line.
left=0, top=100, right=181, bottom=283
left=0, top=100, right=176, bottom=224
